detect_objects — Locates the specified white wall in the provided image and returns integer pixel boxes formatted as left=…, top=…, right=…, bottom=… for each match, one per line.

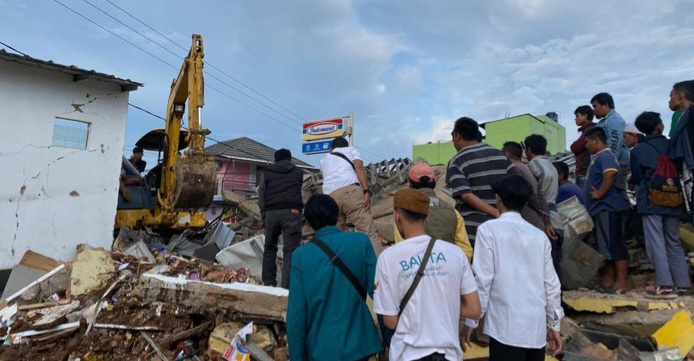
left=0, top=61, right=131, bottom=269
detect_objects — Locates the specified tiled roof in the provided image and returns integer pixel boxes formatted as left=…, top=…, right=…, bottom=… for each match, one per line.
left=0, top=49, right=142, bottom=91
left=206, top=137, right=316, bottom=170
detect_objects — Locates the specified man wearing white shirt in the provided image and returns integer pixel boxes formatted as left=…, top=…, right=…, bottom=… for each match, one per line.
left=320, top=137, right=385, bottom=254
left=375, top=188, right=481, bottom=361
left=463, top=175, right=563, bottom=361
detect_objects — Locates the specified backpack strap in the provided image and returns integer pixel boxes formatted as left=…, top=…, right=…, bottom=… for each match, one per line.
left=330, top=151, right=357, bottom=172
left=312, top=238, right=367, bottom=300
left=398, top=237, right=437, bottom=316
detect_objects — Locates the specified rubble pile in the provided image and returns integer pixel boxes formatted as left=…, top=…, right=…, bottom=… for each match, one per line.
left=0, top=244, right=288, bottom=361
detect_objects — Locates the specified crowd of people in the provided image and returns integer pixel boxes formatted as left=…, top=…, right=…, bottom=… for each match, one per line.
left=256, top=80, right=694, bottom=361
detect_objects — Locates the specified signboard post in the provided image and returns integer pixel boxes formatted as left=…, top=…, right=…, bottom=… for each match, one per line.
left=301, top=114, right=354, bottom=155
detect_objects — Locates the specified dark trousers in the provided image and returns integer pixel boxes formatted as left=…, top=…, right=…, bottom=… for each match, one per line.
left=262, top=209, right=302, bottom=289
left=414, top=352, right=447, bottom=361
left=490, top=337, right=545, bottom=361
left=551, top=229, right=564, bottom=284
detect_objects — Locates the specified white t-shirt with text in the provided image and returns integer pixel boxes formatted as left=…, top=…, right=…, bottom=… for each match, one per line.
left=374, top=235, right=478, bottom=361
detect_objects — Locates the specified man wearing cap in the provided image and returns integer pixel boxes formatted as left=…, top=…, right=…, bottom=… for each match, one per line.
left=130, top=147, right=147, bottom=173
left=393, top=163, right=473, bottom=261
left=623, top=123, right=645, bottom=149
left=320, top=137, right=385, bottom=254
left=259, top=149, right=305, bottom=289
left=374, top=188, right=481, bottom=361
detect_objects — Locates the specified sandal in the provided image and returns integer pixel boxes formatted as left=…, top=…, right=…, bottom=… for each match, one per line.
left=646, top=286, right=677, bottom=299
left=676, top=288, right=690, bottom=296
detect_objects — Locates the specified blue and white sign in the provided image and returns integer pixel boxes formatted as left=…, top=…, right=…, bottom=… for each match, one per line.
left=302, top=140, right=333, bottom=155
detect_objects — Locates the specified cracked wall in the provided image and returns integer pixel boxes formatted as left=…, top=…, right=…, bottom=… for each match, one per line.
left=0, top=61, right=131, bottom=269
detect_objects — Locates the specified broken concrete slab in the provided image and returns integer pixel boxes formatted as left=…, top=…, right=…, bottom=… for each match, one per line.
left=573, top=309, right=682, bottom=337
left=652, top=310, right=694, bottom=357
left=249, top=327, right=277, bottom=354
left=135, top=274, right=288, bottom=321
left=31, top=300, right=81, bottom=329
left=123, top=241, right=155, bottom=263
left=68, top=246, right=116, bottom=297
left=563, top=293, right=638, bottom=314
left=0, top=264, right=67, bottom=309
left=0, top=266, right=48, bottom=301
left=1, top=250, right=68, bottom=300
left=239, top=199, right=262, bottom=220
left=216, top=235, right=265, bottom=279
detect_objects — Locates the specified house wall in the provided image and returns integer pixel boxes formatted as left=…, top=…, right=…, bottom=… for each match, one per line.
left=216, top=159, right=256, bottom=194
left=487, top=116, right=567, bottom=154
left=0, top=61, right=130, bottom=269
left=412, top=142, right=458, bottom=165
left=485, top=116, right=532, bottom=151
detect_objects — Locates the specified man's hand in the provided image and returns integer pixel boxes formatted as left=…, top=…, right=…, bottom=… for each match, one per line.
left=363, top=192, right=371, bottom=211
left=545, top=225, right=558, bottom=241
left=547, top=330, right=563, bottom=357
left=461, top=326, right=474, bottom=352
left=591, top=186, right=602, bottom=200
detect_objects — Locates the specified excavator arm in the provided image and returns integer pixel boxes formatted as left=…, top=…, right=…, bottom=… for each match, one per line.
left=115, top=34, right=215, bottom=229
left=160, top=34, right=216, bottom=213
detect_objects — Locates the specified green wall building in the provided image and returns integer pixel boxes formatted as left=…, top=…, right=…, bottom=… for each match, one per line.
left=412, top=113, right=566, bottom=165
left=412, top=142, right=458, bottom=165
left=482, top=113, right=566, bottom=155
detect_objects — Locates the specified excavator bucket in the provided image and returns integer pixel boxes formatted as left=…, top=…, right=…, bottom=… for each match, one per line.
left=172, top=154, right=217, bottom=209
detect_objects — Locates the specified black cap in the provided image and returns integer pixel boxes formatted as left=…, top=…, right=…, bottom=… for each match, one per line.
left=133, top=146, right=144, bottom=154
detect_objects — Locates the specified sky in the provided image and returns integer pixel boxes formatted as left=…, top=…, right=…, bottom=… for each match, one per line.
left=2, top=0, right=694, bottom=167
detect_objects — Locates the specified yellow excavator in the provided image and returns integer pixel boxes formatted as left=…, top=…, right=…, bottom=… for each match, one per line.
left=116, top=34, right=216, bottom=229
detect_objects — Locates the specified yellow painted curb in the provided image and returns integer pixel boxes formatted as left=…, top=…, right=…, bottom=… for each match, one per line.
left=652, top=310, right=694, bottom=356
left=564, top=297, right=638, bottom=314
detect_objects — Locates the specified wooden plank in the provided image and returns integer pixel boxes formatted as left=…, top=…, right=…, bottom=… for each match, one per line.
left=19, top=250, right=64, bottom=272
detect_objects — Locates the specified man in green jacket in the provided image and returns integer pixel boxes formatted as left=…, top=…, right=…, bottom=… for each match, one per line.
left=287, top=194, right=383, bottom=361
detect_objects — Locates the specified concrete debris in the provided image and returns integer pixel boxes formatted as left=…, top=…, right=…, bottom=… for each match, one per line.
left=0, top=240, right=285, bottom=361
left=68, top=246, right=116, bottom=297
left=123, top=241, right=155, bottom=263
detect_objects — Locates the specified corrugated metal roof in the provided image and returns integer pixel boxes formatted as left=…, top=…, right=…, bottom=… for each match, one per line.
left=206, top=137, right=316, bottom=170
left=0, top=49, right=142, bottom=92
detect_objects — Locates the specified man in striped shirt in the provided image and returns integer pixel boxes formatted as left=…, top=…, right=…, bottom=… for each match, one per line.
left=446, top=117, right=518, bottom=246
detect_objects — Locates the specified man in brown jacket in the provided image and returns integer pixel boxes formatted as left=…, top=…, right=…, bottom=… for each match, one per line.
left=570, top=105, right=596, bottom=188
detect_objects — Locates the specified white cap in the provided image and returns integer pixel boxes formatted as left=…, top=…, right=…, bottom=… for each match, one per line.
left=624, top=123, right=644, bottom=135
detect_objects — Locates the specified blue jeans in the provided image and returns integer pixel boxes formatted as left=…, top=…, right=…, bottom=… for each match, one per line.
left=575, top=176, right=585, bottom=189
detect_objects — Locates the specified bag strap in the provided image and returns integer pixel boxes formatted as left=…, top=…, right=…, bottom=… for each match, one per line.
left=643, top=141, right=663, bottom=157
left=398, top=237, right=437, bottom=316
left=312, top=238, right=367, bottom=300
left=331, top=151, right=357, bottom=172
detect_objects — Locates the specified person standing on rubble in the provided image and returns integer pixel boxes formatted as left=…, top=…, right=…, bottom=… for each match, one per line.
left=287, top=194, right=383, bottom=361
left=584, top=127, right=631, bottom=293
left=446, top=117, right=517, bottom=247
left=258, top=149, right=304, bottom=289
left=668, top=80, right=694, bottom=220
left=591, top=92, right=630, bottom=198
left=631, top=112, right=691, bottom=298
left=501, top=141, right=548, bottom=232
left=392, top=163, right=473, bottom=261
left=462, top=175, right=563, bottom=361
left=570, top=106, right=596, bottom=188
left=320, top=137, right=386, bottom=254
left=375, top=188, right=481, bottom=361
left=523, top=134, right=563, bottom=278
